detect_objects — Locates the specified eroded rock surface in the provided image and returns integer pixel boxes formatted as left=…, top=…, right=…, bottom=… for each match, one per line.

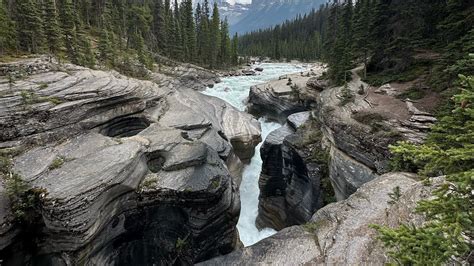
left=247, top=81, right=308, bottom=123
left=201, top=173, right=434, bottom=265
left=0, top=57, right=261, bottom=265
left=257, top=112, right=325, bottom=230
left=317, top=66, right=437, bottom=200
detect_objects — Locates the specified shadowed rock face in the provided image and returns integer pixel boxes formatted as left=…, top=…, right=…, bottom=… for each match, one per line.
left=247, top=85, right=308, bottom=123
left=200, top=173, right=433, bottom=265
left=256, top=112, right=324, bottom=230
left=0, top=58, right=261, bottom=265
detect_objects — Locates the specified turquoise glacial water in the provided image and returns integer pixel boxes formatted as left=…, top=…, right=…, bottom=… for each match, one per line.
left=202, top=63, right=307, bottom=246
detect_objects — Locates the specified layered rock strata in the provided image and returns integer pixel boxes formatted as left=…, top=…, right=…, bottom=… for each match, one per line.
left=0, top=57, right=261, bottom=265
left=256, top=112, right=325, bottom=230
left=200, top=173, right=434, bottom=265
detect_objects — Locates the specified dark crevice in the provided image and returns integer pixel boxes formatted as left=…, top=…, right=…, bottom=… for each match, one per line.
left=99, top=116, right=151, bottom=138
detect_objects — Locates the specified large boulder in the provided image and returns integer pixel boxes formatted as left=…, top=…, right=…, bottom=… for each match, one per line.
left=0, top=57, right=261, bottom=265
left=200, top=172, right=434, bottom=265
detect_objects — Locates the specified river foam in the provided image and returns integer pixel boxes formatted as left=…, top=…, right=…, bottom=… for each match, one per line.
left=202, top=63, right=306, bottom=246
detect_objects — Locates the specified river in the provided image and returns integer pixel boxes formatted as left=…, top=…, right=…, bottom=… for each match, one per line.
left=202, top=63, right=307, bottom=246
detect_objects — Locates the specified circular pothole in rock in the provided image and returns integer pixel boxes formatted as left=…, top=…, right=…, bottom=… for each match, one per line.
left=100, top=116, right=151, bottom=138
left=147, top=151, right=165, bottom=173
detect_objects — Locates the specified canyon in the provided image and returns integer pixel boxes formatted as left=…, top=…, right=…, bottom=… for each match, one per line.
left=0, top=59, right=438, bottom=265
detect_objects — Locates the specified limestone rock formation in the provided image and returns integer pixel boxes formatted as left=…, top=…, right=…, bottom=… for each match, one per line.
left=317, top=66, right=437, bottom=200
left=200, top=172, right=433, bottom=265
left=0, top=57, right=261, bottom=265
left=247, top=84, right=308, bottom=123
left=153, top=55, right=221, bottom=91
left=256, top=112, right=324, bottom=230
left=246, top=66, right=324, bottom=122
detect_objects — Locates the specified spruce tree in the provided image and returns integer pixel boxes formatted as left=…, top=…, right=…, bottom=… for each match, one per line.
left=219, top=19, right=231, bottom=67
left=16, top=0, right=44, bottom=53
left=374, top=64, right=474, bottom=265
left=75, top=13, right=95, bottom=68
left=209, top=2, right=221, bottom=68
left=197, top=1, right=210, bottom=65
left=42, top=0, right=62, bottom=56
left=231, top=33, right=239, bottom=66
left=59, top=0, right=80, bottom=64
left=0, top=0, right=16, bottom=55
left=182, top=0, right=196, bottom=62
left=152, top=0, right=167, bottom=53
left=98, top=26, right=112, bottom=64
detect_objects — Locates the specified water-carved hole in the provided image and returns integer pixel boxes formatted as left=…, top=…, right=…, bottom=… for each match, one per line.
left=100, top=116, right=151, bottom=138
left=147, top=151, right=165, bottom=173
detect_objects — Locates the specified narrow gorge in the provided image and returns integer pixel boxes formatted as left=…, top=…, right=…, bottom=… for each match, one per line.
left=0, top=58, right=445, bottom=265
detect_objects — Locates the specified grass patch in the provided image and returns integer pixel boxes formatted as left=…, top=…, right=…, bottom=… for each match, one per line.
left=352, top=112, right=385, bottom=125
left=396, top=86, right=426, bottom=100
left=48, top=156, right=65, bottom=170
left=338, top=84, right=355, bottom=106
left=141, top=177, right=158, bottom=189
left=20, top=90, right=63, bottom=105
left=0, top=155, right=12, bottom=175
left=38, top=83, right=48, bottom=89
left=364, top=63, right=429, bottom=87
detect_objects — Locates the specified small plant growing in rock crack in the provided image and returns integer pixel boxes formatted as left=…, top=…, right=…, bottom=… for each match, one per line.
left=339, top=83, right=355, bottom=106
left=175, top=236, right=188, bottom=252
left=1, top=156, right=46, bottom=224
left=49, top=156, right=66, bottom=170
left=210, top=178, right=220, bottom=189
left=287, top=78, right=293, bottom=86
left=387, top=186, right=401, bottom=205
left=38, top=83, right=48, bottom=89
left=140, top=177, right=158, bottom=190
left=20, top=90, right=62, bottom=105
left=303, top=222, right=319, bottom=233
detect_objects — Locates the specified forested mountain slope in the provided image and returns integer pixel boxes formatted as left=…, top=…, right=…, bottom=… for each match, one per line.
left=239, top=0, right=474, bottom=86
left=0, top=0, right=239, bottom=70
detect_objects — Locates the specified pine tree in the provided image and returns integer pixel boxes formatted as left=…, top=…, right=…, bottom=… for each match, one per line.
left=352, top=0, right=371, bottom=77
left=209, top=2, right=221, bottom=68
left=75, top=13, right=95, bottom=68
left=197, top=0, right=210, bottom=65
left=152, top=0, right=167, bottom=52
left=339, top=0, right=354, bottom=82
left=219, top=19, right=231, bottom=67
left=0, top=0, right=16, bottom=54
left=231, top=33, right=238, bottom=66
left=16, top=0, right=44, bottom=53
left=42, top=0, right=62, bottom=56
left=98, top=26, right=112, bottom=64
left=368, top=0, right=391, bottom=72
left=181, top=0, right=196, bottom=62
left=59, top=0, right=80, bottom=64
left=374, top=62, right=474, bottom=264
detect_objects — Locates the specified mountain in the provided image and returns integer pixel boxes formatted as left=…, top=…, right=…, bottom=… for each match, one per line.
left=193, top=0, right=250, bottom=25
left=232, top=0, right=327, bottom=34
left=194, top=0, right=327, bottom=35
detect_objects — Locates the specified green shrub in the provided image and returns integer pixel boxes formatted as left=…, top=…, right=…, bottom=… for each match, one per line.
left=48, top=156, right=65, bottom=170
left=373, top=70, right=474, bottom=264
left=396, top=86, right=426, bottom=100
left=338, top=83, right=354, bottom=106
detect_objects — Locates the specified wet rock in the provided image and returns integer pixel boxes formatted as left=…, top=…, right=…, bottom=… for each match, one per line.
left=254, top=67, right=264, bottom=72
left=242, top=69, right=256, bottom=76
left=257, top=112, right=324, bottom=230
